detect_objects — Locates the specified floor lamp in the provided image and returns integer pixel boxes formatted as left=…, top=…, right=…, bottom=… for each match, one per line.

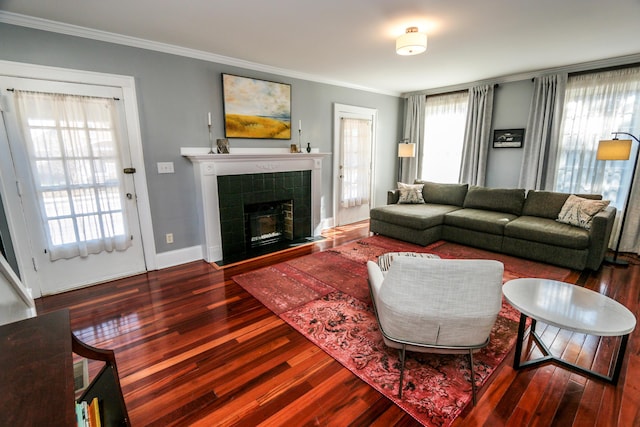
left=398, top=140, right=416, bottom=183
left=596, top=132, right=640, bottom=266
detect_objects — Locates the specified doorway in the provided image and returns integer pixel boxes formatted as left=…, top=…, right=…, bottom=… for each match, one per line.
left=0, top=62, right=155, bottom=296
left=333, top=103, right=377, bottom=226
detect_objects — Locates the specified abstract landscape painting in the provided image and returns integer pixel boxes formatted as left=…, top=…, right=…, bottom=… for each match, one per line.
left=222, top=74, right=291, bottom=139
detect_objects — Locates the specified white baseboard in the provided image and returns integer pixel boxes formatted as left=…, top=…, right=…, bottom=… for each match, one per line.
left=319, top=217, right=334, bottom=231
left=155, top=245, right=203, bottom=269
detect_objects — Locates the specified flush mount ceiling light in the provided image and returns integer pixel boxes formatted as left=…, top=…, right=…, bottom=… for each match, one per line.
left=396, top=26, right=427, bottom=56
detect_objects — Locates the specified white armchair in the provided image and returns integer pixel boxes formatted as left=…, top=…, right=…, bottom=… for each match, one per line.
left=367, top=256, right=504, bottom=403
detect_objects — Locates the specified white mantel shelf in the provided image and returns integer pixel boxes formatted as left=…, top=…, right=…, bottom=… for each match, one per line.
left=181, top=146, right=327, bottom=158
left=181, top=147, right=329, bottom=262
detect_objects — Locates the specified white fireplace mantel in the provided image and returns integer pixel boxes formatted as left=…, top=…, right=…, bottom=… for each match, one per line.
left=181, top=147, right=329, bottom=262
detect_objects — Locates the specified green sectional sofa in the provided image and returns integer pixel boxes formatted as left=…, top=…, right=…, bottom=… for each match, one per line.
left=369, top=181, right=616, bottom=270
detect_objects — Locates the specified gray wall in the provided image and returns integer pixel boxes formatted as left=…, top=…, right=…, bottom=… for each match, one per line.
left=0, top=23, right=403, bottom=255
left=485, top=80, right=534, bottom=188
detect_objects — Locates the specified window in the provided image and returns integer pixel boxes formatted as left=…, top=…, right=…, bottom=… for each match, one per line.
left=420, top=91, right=469, bottom=183
left=554, top=67, right=640, bottom=211
left=339, top=117, right=372, bottom=207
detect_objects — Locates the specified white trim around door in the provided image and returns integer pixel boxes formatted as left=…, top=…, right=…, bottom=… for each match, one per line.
left=0, top=60, right=157, bottom=296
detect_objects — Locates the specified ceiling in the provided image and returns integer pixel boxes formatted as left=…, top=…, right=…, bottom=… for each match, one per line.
left=1, top=0, right=640, bottom=96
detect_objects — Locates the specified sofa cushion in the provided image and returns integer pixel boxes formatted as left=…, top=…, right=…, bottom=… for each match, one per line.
left=443, top=208, right=517, bottom=235
left=504, top=216, right=590, bottom=249
left=522, top=190, right=603, bottom=219
left=463, top=186, right=525, bottom=216
left=397, top=182, right=425, bottom=204
left=370, top=204, right=460, bottom=230
left=557, top=195, right=610, bottom=230
left=414, top=180, right=468, bottom=206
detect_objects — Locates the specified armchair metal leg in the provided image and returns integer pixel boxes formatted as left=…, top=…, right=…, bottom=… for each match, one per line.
left=398, top=344, right=406, bottom=398
left=468, top=349, right=477, bottom=405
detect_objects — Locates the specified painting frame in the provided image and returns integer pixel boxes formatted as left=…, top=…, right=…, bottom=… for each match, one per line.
left=221, top=73, right=292, bottom=140
left=493, top=128, right=525, bottom=148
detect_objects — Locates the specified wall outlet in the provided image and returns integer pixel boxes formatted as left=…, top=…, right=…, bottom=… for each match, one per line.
left=165, top=233, right=174, bottom=244
left=157, top=162, right=175, bottom=174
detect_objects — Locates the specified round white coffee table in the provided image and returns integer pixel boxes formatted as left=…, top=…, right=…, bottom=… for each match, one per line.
left=503, top=278, right=636, bottom=384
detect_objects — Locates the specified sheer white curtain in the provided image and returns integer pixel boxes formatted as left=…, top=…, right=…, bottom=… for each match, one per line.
left=420, top=91, right=469, bottom=183
left=340, top=117, right=371, bottom=207
left=14, top=91, right=132, bottom=260
left=553, top=67, right=640, bottom=251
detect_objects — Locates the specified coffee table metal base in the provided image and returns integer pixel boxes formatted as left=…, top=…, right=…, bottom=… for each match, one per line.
left=513, top=313, right=629, bottom=385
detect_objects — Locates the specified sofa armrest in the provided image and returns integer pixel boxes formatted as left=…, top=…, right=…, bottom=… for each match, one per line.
left=387, top=189, right=400, bottom=205
left=586, top=206, right=617, bottom=270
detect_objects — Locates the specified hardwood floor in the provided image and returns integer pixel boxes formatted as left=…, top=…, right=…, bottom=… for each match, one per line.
left=36, top=221, right=639, bottom=426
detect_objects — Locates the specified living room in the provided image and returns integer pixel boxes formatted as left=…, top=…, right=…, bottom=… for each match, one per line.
left=1, top=1, right=639, bottom=426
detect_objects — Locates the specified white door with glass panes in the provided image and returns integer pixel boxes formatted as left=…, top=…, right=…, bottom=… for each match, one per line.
left=333, top=104, right=376, bottom=226
left=0, top=77, right=146, bottom=296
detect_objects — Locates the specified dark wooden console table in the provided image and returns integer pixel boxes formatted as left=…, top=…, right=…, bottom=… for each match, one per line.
left=0, top=309, right=130, bottom=426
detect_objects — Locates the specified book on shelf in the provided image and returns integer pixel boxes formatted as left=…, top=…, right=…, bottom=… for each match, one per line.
left=76, top=397, right=101, bottom=427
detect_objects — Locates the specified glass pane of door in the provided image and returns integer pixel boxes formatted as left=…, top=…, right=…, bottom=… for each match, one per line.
left=15, top=91, right=132, bottom=260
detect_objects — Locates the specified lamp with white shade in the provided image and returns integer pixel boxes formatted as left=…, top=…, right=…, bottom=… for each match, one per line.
left=398, top=139, right=416, bottom=182
left=596, top=132, right=639, bottom=266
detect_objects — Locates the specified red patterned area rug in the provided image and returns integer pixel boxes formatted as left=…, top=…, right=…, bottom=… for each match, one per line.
left=232, top=236, right=572, bottom=426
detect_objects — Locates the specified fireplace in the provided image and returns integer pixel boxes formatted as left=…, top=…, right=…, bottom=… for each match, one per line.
left=245, top=200, right=293, bottom=248
left=181, top=147, right=326, bottom=263
left=217, top=171, right=311, bottom=259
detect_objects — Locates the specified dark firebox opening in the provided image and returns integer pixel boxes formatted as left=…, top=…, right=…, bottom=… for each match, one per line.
left=244, top=200, right=292, bottom=249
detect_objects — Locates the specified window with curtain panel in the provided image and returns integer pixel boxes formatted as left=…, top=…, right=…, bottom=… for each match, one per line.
left=340, top=117, right=371, bottom=207
left=420, top=91, right=469, bottom=183
left=553, top=67, right=640, bottom=218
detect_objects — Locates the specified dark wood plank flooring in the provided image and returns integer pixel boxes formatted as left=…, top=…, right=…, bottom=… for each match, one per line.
left=36, top=221, right=640, bottom=426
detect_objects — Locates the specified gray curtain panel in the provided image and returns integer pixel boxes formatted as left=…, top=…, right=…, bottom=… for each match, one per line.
left=459, top=85, right=494, bottom=186
left=401, top=94, right=425, bottom=183
left=518, top=73, right=567, bottom=190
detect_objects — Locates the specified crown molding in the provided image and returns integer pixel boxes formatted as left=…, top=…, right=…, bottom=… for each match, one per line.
left=0, top=11, right=400, bottom=97
left=403, top=53, right=640, bottom=97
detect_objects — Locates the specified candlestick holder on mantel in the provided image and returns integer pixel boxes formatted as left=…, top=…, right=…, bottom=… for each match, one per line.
left=208, top=123, right=214, bottom=154
left=207, top=112, right=214, bottom=154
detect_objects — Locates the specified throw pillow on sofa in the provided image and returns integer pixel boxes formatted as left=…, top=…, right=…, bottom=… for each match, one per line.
left=397, top=182, right=425, bottom=204
left=557, top=194, right=610, bottom=230
left=522, top=190, right=603, bottom=219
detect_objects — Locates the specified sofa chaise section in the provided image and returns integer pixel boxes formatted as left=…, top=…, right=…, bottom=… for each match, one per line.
left=369, top=204, right=461, bottom=246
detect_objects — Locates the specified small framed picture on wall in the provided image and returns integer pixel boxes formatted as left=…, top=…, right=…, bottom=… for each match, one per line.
left=493, top=129, right=525, bottom=148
